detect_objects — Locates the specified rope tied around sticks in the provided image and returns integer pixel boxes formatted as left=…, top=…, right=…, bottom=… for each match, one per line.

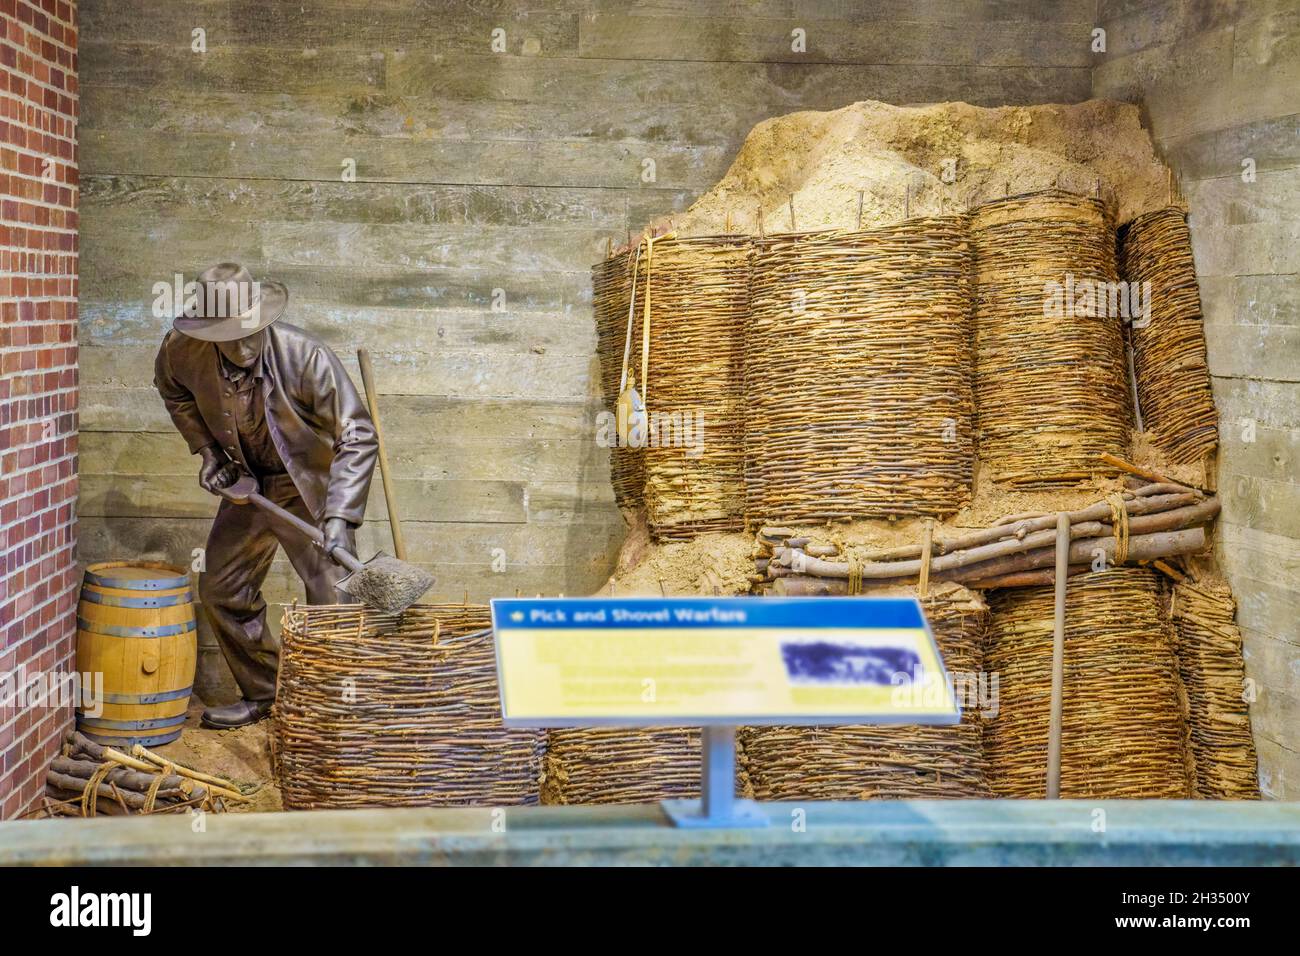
left=1106, top=492, right=1130, bottom=565
left=81, top=761, right=116, bottom=817
left=144, top=772, right=167, bottom=813
left=847, top=558, right=863, bottom=595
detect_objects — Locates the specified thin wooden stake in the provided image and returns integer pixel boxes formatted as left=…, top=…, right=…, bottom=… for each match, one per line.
left=918, top=518, right=934, bottom=598
left=1126, top=339, right=1145, bottom=432
left=1046, top=511, right=1069, bottom=799
left=788, top=194, right=796, bottom=231
left=856, top=189, right=864, bottom=230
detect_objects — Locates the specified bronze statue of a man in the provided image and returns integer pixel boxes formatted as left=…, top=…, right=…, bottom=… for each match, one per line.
left=154, top=262, right=377, bottom=729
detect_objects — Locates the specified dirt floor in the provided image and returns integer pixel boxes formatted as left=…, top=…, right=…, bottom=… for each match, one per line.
left=153, top=699, right=282, bottom=813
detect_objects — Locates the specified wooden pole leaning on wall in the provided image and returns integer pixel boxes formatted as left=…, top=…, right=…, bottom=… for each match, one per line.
left=1046, top=511, right=1070, bottom=799
left=357, top=348, right=407, bottom=561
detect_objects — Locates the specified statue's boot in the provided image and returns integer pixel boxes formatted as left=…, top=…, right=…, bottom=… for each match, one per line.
left=201, top=698, right=273, bottom=729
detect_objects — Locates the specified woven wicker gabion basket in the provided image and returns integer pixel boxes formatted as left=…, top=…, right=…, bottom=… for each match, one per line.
left=273, top=604, right=544, bottom=809
left=740, top=585, right=991, bottom=801
left=972, top=189, right=1131, bottom=486
left=744, top=218, right=976, bottom=524
left=983, top=567, right=1192, bottom=798
left=541, top=726, right=706, bottom=805
left=1170, top=581, right=1260, bottom=799
left=592, top=251, right=644, bottom=510
left=1119, top=207, right=1219, bottom=466
left=639, top=234, right=751, bottom=540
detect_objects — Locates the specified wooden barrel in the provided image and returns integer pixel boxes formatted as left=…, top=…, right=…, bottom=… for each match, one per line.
left=76, top=561, right=197, bottom=747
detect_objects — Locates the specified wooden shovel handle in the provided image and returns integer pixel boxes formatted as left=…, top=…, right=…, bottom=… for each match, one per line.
left=357, top=348, right=406, bottom=561
left=218, top=476, right=363, bottom=573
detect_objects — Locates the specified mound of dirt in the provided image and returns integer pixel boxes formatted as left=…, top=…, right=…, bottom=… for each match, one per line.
left=656, top=99, right=1172, bottom=237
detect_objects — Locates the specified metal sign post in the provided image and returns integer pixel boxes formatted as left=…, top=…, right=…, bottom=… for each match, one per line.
left=662, top=725, right=768, bottom=829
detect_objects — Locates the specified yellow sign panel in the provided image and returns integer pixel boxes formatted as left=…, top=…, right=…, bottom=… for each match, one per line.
left=491, top=598, right=958, bottom=727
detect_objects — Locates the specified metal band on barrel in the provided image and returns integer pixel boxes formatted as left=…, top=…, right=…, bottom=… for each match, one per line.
left=80, top=589, right=194, bottom=609
left=76, top=617, right=197, bottom=638
left=97, top=686, right=194, bottom=705
left=84, top=568, right=190, bottom=591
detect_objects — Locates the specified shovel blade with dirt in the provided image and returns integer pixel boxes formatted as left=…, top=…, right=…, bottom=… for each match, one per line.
left=218, top=474, right=433, bottom=614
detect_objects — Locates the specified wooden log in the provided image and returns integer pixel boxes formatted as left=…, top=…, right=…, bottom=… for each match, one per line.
left=858, top=492, right=1199, bottom=563
left=51, top=756, right=196, bottom=797
left=935, top=526, right=1208, bottom=583
left=770, top=576, right=848, bottom=597
left=1122, top=498, right=1219, bottom=536
left=780, top=521, right=1107, bottom=579
left=46, top=772, right=188, bottom=811
left=773, top=526, right=1205, bottom=591
left=1133, top=482, right=1202, bottom=498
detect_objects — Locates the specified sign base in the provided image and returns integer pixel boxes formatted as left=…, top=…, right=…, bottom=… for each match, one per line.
left=660, top=725, right=771, bottom=829
left=660, top=797, right=769, bottom=830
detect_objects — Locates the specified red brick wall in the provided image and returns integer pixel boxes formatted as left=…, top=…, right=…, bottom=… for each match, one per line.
left=0, top=0, right=78, bottom=820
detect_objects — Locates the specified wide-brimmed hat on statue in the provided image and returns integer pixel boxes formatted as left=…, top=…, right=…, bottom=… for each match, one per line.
left=172, top=262, right=288, bottom=342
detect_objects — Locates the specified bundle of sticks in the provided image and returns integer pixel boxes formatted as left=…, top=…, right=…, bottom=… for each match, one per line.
left=750, top=478, right=1217, bottom=595
left=40, top=730, right=245, bottom=818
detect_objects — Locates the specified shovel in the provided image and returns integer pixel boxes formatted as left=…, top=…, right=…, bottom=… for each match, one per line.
left=217, top=474, right=433, bottom=614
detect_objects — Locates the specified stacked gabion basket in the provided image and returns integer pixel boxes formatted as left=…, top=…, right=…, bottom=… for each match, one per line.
left=1120, top=207, right=1219, bottom=465
left=274, top=604, right=544, bottom=809
left=744, top=218, right=976, bottom=523
left=972, top=190, right=1131, bottom=486
left=740, top=585, right=991, bottom=800
left=541, top=727, right=708, bottom=805
left=639, top=235, right=752, bottom=539
left=1170, top=581, right=1260, bottom=799
left=983, top=567, right=1191, bottom=798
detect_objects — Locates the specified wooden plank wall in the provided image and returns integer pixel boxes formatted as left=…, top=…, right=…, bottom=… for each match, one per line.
left=77, top=0, right=1093, bottom=700
left=1094, top=0, right=1300, bottom=799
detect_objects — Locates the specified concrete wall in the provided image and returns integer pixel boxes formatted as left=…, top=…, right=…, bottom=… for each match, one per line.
left=77, top=0, right=1094, bottom=700
left=1093, top=0, right=1300, bottom=799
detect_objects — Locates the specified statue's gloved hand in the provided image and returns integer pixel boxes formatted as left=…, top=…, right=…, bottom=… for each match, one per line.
left=320, top=517, right=357, bottom=561
left=198, top=447, right=240, bottom=494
